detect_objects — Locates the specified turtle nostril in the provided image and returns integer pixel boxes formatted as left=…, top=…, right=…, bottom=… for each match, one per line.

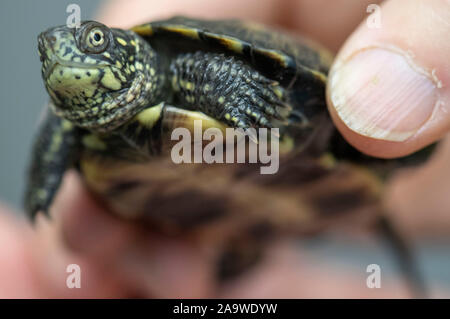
left=46, top=35, right=57, bottom=45
left=37, top=35, right=46, bottom=57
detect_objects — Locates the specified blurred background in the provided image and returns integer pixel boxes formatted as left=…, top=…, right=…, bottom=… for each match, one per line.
left=0, top=0, right=448, bottom=297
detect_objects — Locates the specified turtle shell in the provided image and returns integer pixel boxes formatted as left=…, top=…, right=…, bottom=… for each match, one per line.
left=132, top=16, right=332, bottom=87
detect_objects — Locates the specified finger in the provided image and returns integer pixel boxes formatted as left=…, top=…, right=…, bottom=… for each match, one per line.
left=327, top=0, right=450, bottom=158
left=283, top=0, right=383, bottom=52
left=385, top=136, right=450, bottom=237
left=97, top=0, right=381, bottom=52
left=0, top=207, right=41, bottom=298
left=34, top=212, right=130, bottom=298
left=117, top=235, right=214, bottom=298
left=220, top=241, right=416, bottom=298
left=97, top=0, right=281, bottom=27
left=52, top=170, right=135, bottom=258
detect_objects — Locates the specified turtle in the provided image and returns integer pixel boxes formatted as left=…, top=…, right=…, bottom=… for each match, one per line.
left=27, top=17, right=429, bottom=295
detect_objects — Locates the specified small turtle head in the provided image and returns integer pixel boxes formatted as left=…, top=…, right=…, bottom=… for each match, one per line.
left=38, top=21, right=162, bottom=132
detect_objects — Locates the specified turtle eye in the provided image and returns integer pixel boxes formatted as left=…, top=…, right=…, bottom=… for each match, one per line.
left=90, top=29, right=104, bottom=45
left=81, top=25, right=109, bottom=54
left=87, top=27, right=105, bottom=48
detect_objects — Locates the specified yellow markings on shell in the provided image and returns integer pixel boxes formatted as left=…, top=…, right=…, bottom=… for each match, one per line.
left=163, top=25, right=199, bottom=39
left=279, top=135, right=294, bottom=155
left=219, top=37, right=243, bottom=54
left=224, top=113, right=231, bottom=120
left=163, top=105, right=227, bottom=134
left=131, top=24, right=153, bottom=36
left=130, top=65, right=136, bottom=72
left=115, top=61, right=122, bottom=68
left=218, top=96, right=225, bottom=104
left=83, top=134, right=107, bottom=151
left=117, top=37, right=128, bottom=46
left=103, top=52, right=111, bottom=59
left=318, top=153, right=336, bottom=169
left=150, top=68, right=156, bottom=76
left=309, top=68, right=327, bottom=83
left=257, top=49, right=288, bottom=68
left=101, top=68, right=122, bottom=90
left=203, top=84, right=211, bottom=92
left=136, top=102, right=164, bottom=129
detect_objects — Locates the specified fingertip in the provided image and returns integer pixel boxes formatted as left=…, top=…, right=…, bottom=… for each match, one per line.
left=326, top=0, right=450, bottom=158
left=97, top=0, right=280, bottom=27
left=327, top=101, right=438, bottom=158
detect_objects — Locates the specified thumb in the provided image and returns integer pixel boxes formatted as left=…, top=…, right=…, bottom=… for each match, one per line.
left=327, top=0, right=450, bottom=158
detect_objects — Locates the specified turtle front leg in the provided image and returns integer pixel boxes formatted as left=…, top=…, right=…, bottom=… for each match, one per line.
left=170, top=51, right=289, bottom=129
left=24, top=109, right=81, bottom=219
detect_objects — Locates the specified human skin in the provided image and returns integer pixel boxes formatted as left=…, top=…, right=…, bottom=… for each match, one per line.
left=0, top=0, right=449, bottom=298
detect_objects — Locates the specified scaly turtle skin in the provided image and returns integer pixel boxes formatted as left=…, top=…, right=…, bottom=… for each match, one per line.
left=27, top=17, right=425, bottom=291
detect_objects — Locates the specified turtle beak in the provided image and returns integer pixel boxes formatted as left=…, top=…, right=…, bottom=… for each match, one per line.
left=37, top=32, right=61, bottom=80
left=37, top=33, right=47, bottom=62
left=37, top=32, right=56, bottom=65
